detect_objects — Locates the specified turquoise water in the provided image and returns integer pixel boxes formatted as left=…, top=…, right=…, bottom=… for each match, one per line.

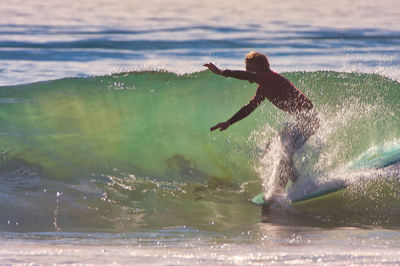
left=1, top=70, right=399, bottom=233
left=1, top=0, right=400, bottom=264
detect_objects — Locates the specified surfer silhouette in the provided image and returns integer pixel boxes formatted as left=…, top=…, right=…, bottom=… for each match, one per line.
left=204, top=51, right=319, bottom=196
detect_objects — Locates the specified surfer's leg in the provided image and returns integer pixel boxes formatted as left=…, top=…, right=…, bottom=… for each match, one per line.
left=278, top=149, right=299, bottom=184
left=288, top=156, right=299, bottom=182
left=288, top=109, right=320, bottom=182
left=278, top=118, right=309, bottom=184
left=294, top=109, right=320, bottom=149
left=276, top=123, right=297, bottom=188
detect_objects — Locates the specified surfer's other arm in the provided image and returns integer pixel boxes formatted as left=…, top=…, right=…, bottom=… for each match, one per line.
left=210, top=88, right=265, bottom=132
left=204, top=62, right=265, bottom=132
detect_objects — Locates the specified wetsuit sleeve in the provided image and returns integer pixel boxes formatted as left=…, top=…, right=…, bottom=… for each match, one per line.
left=222, top=70, right=258, bottom=83
left=227, top=87, right=266, bottom=125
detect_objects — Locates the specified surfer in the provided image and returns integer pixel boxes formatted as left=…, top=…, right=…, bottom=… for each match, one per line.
left=204, top=51, right=319, bottom=194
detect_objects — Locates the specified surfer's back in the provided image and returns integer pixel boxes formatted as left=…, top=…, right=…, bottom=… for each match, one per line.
left=256, top=70, right=314, bottom=114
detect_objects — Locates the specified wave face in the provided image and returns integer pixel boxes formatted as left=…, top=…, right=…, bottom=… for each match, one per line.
left=0, top=70, right=399, bottom=232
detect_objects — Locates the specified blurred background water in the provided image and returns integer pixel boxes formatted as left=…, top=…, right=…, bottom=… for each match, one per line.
left=1, top=0, right=399, bottom=85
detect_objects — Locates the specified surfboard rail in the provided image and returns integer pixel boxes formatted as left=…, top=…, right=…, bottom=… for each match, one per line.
left=251, top=185, right=347, bottom=206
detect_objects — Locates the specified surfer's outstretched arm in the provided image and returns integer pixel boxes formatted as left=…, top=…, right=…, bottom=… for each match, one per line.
left=210, top=88, right=265, bottom=131
left=203, top=63, right=223, bottom=75
left=203, top=63, right=258, bottom=83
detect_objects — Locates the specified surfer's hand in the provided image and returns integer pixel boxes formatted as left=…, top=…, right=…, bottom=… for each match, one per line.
left=210, top=121, right=230, bottom=132
left=203, top=63, right=223, bottom=75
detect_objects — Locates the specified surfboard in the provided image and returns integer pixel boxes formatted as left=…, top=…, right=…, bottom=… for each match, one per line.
left=251, top=184, right=349, bottom=220
left=251, top=185, right=347, bottom=206
left=253, top=145, right=400, bottom=207
left=349, top=145, right=400, bottom=170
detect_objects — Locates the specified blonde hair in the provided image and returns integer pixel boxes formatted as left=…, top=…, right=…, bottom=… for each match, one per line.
left=245, top=51, right=270, bottom=70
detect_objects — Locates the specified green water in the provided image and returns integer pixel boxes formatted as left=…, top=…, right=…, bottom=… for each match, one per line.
left=1, top=70, right=398, bottom=181
left=0, top=70, right=399, bottom=231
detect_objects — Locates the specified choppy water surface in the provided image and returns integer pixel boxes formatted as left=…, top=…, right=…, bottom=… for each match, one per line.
left=1, top=0, right=399, bottom=85
left=2, top=226, right=400, bottom=264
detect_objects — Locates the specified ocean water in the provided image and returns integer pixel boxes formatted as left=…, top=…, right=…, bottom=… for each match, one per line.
left=1, top=0, right=400, bottom=264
